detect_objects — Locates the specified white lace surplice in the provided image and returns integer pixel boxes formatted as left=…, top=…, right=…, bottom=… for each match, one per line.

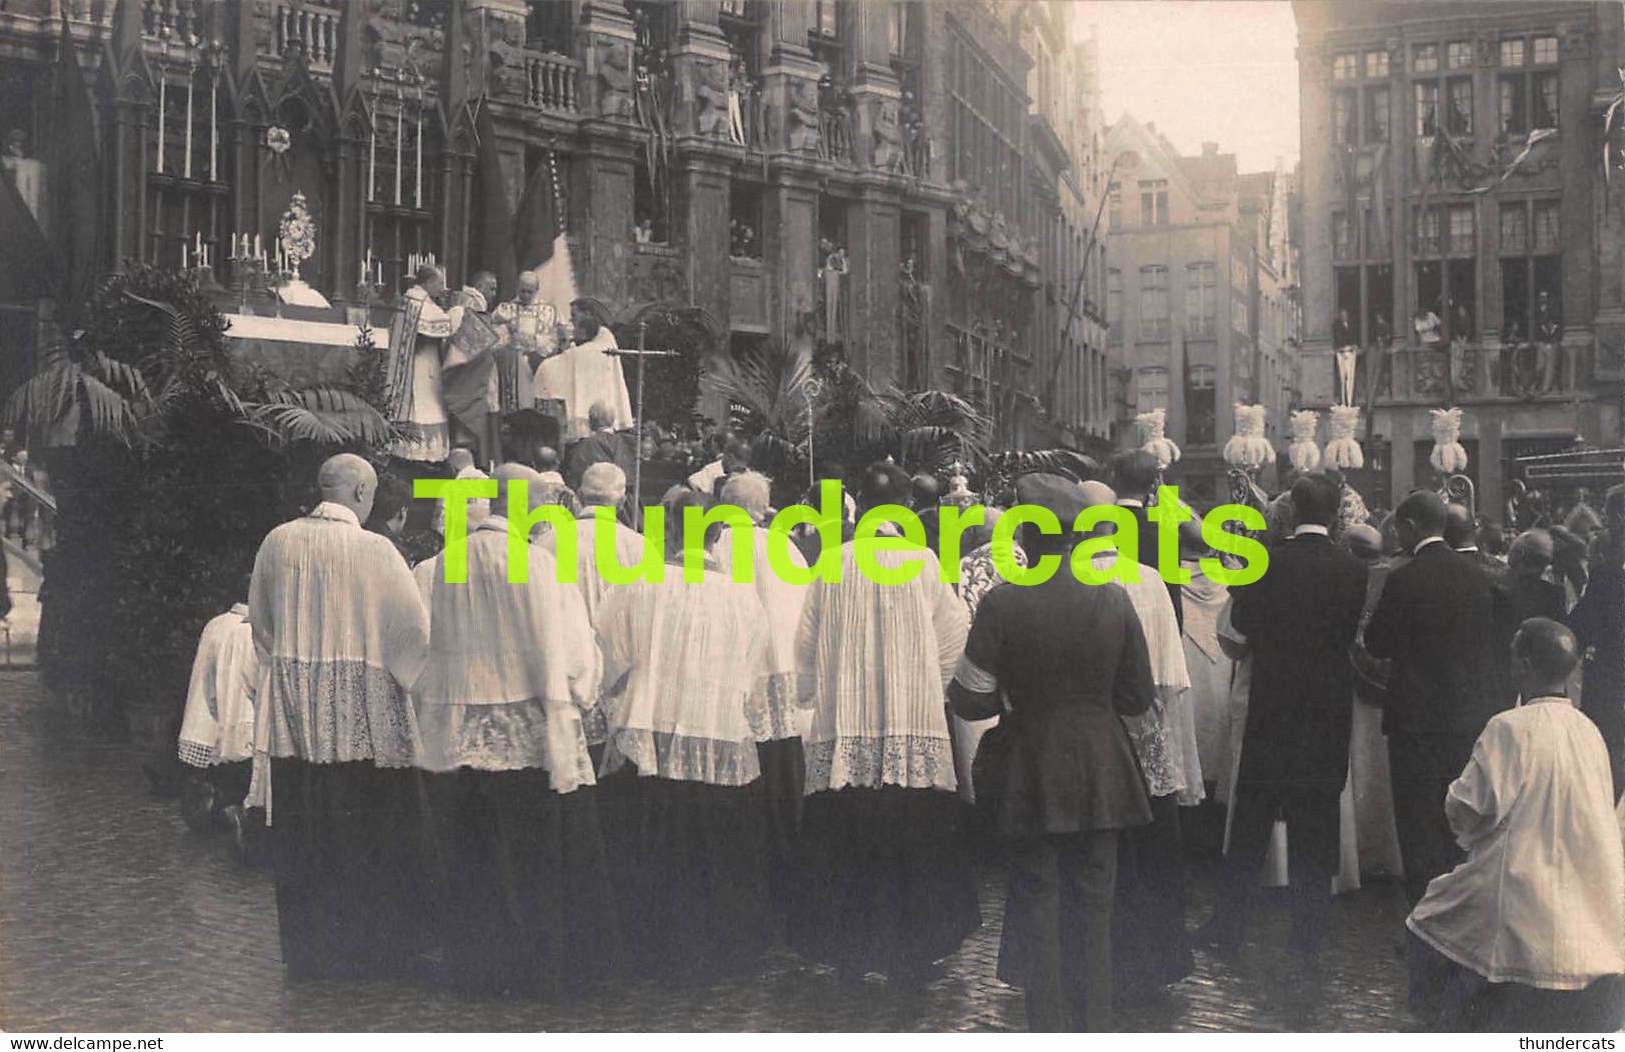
left=795, top=541, right=968, bottom=794
left=711, top=524, right=810, bottom=741
left=542, top=510, right=654, bottom=745
left=249, top=503, right=429, bottom=772
left=1097, top=555, right=1198, bottom=802
left=412, top=518, right=599, bottom=789
left=595, top=570, right=772, bottom=786
left=177, top=604, right=259, bottom=768
left=533, top=328, right=634, bottom=441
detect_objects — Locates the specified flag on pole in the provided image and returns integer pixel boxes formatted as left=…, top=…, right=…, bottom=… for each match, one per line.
left=473, top=101, right=517, bottom=299
left=514, top=152, right=577, bottom=320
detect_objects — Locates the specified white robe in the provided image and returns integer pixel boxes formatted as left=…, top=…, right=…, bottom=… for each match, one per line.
left=534, top=328, right=634, bottom=441
left=177, top=604, right=259, bottom=768
left=595, top=568, right=772, bottom=786
left=1408, top=699, right=1625, bottom=989
left=711, top=523, right=810, bottom=741
left=794, top=540, right=967, bottom=794
left=397, top=286, right=452, bottom=462
left=1097, top=554, right=1200, bottom=803
left=248, top=502, right=429, bottom=779
left=412, top=517, right=598, bottom=789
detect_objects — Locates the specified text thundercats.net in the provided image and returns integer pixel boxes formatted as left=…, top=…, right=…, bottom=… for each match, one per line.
left=416, top=480, right=1272, bottom=589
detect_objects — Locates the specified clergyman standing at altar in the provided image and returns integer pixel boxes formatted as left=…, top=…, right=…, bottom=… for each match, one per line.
left=385, top=264, right=455, bottom=463
left=535, top=308, right=633, bottom=443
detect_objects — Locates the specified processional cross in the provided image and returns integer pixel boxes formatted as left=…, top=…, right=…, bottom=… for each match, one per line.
left=605, top=321, right=681, bottom=526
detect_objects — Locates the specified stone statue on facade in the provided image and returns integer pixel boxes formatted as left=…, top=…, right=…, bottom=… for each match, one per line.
left=871, top=98, right=903, bottom=171
left=595, top=39, right=634, bottom=119
left=786, top=78, right=821, bottom=153
left=693, top=58, right=729, bottom=139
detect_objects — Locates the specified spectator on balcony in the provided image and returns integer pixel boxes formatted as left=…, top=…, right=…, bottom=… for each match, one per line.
left=1533, top=291, right=1561, bottom=394
left=1333, top=309, right=1358, bottom=407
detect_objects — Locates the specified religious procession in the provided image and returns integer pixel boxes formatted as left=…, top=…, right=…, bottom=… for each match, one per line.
left=4, top=0, right=1625, bottom=1039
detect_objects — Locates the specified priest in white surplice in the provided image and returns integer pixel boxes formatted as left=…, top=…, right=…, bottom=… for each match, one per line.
left=534, top=310, right=633, bottom=442
left=713, top=470, right=811, bottom=909
left=387, top=266, right=455, bottom=462
left=176, top=592, right=259, bottom=830
left=1407, top=619, right=1625, bottom=1031
left=789, top=460, right=979, bottom=981
left=412, top=463, right=620, bottom=992
left=248, top=454, right=431, bottom=980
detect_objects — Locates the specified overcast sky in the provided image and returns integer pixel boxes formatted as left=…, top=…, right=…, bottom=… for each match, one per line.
left=1077, top=0, right=1302, bottom=174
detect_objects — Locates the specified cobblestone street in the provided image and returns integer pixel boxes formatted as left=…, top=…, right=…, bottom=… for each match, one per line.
left=0, top=672, right=1414, bottom=1032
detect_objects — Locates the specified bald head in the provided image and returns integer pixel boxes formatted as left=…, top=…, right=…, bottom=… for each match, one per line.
left=720, top=470, right=772, bottom=521
left=1509, top=528, right=1554, bottom=577
left=318, top=454, right=378, bottom=521
left=1078, top=480, right=1116, bottom=508
left=1077, top=480, right=1117, bottom=541
left=1343, top=523, right=1383, bottom=561
left=580, top=462, right=627, bottom=507
left=493, top=462, right=540, bottom=511
left=516, top=271, right=540, bottom=301
left=1511, top=617, right=1580, bottom=696
left=447, top=448, right=475, bottom=474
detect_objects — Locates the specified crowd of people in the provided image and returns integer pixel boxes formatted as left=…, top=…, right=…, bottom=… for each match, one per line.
left=171, top=434, right=1625, bottom=1032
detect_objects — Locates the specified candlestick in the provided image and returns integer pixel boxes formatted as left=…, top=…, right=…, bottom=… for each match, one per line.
left=394, top=100, right=403, bottom=206
left=181, top=242, right=188, bottom=269
left=183, top=74, right=194, bottom=179
left=254, top=233, right=261, bottom=258
left=156, top=76, right=167, bottom=174
left=414, top=87, right=423, bottom=209
left=208, top=79, right=218, bottom=181
left=195, top=232, right=202, bottom=258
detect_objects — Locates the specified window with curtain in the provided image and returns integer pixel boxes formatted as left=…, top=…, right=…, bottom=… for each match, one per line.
left=1140, top=265, right=1169, bottom=340
left=1447, top=77, right=1473, bottom=135
left=1447, top=41, right=1472, bottom=70
left=1500, top=203, right=1528, bottom=254
left=1448, top=205, right=1475, bottom=255
left=1533, top=200, right=1559, bottom=251
left=1413, top=44, right=1439, bottom=73
left=1501, top=39, right=1525, bottom=67
left=1366, top=85, right=1390, bottom=142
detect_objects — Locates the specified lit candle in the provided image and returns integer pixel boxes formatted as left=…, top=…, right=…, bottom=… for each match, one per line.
left=414, top=87, right=423, bottom=209
left=156, top=75, right=167, bottom=174
left=181, top=242, right=188, bottom=269
left=208, top=78, right=218, bottom=181
left=183, top=73, right=194, bottom=178
left=195, top=231, right=202, bottom=259
left=254, top=233, right=261, bottom=258
left=394, top=100, right=403, bottom=206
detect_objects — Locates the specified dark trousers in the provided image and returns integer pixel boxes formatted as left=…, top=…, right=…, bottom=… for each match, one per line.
left=1214, top=783, right=1340, bottom=951
left=1003, top=831, right=1120, bottom=1033
left=1389, top=732, right=1473, bottom=904
left=1115, top=792, right=1191, bottom=987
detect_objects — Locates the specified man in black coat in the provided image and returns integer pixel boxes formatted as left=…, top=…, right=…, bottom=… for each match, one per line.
left=1109, top=450, right=1183, bottom=630
left=950, top=473, right=1155, bottom=1032
left=1567, top=484, right=1625, bottom=802
left=1365, top=490, right=1499, bottom=905
left=1199, top=472, right=1368, bottom=955
left=562, top=401, right=632, bottom=492
left=1445, top=503, right=1505, bottom=582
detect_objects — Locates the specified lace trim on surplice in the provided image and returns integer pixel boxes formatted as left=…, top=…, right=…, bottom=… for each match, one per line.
left=803, top=734, right=956, bottom=793
left=263, top=657, right=420, bottom=768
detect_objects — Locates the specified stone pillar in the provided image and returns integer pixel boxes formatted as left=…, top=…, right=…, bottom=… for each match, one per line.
left=767, top=172, right=820, bottom=339
left=1478, top=413, right=1502, bottom=523
left=1389, top=408, right=1416, bottom=504
left=573, top=143, right=639, bottom=305
left=847, top=191, right=901, bottom=384
left=679, top=155, right=731, bottom=324
left=1297, top=43, right=1335, bottom=367
left=670, top=1, right=732, bottom=146
left=762, top=0, right=821, bottom=158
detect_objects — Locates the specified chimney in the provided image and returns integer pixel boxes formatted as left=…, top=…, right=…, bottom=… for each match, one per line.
left=1202, top=141, right=1218, bottom=156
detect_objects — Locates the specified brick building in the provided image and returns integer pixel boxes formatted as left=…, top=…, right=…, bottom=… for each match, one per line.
left=1294, top=0, right=1625, bottom=516
left=0, top=0, right=1114, bottom=452
left=1104, top=117, right=1302, bottom=505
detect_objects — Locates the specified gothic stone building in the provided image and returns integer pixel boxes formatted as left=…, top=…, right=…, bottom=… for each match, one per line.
left=1294, top=0, right=1625, bottom=515
left=0, top=0, right=1114, bottom=450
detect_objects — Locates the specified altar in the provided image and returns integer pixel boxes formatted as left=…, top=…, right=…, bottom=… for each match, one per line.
left=218, top=307, right=398, bottom=389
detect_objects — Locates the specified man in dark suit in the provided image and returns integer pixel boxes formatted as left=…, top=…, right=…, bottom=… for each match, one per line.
left=1445, top=503, right=1505, bottom=582
left=1109, top=450, right=1183, bottom=629
left=1365, top=490, right=1498, bottom=905
left=562, top=401, right=631, bottom=492
left=1199, top=472, right=1368, bottom=955
left=1490, top=528, right=1566, bottom=707
left=950, top=473, right=1155, bottom=1032
left=1568, top=484, right=1625, bottom=801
